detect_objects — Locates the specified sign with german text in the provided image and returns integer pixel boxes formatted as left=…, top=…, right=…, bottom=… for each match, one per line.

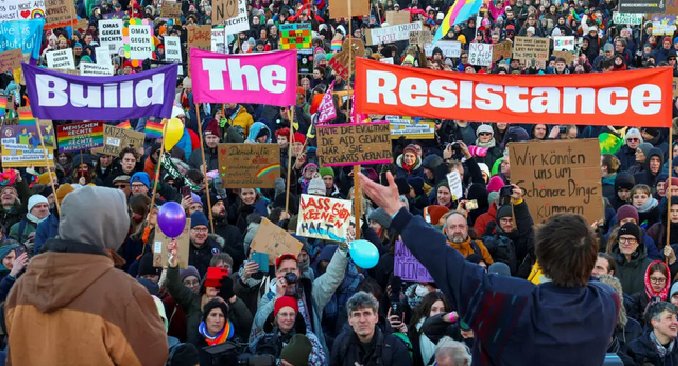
left=252, top=218, right=303, bottom=264
left=217, top=143, right=280, bottom=188
left=394, top=240, right=434, bottom=282
left=296, top=194, right=352, bottom=242
left=56, top=121, right=103, bottom=152
left=316, top=122, right=392, bottom=166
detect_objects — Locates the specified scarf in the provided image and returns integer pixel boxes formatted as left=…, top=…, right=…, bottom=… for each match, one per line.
left=644, top=260, right=671, bottom=302
left=651, top=330, right=675, bottom=358
left=198, top=320, right=234, bottom=346
left=416, top=318, right=436, bottom=365
left=26, top=212, right=49, bottom=225
left=160, top=154, right=201, bottom=191
left=637, top=197, right=658, bottom=214
left=475, top=137, right=496, bottom=148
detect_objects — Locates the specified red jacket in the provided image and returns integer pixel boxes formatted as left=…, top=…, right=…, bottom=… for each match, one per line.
left=474, top=203, right=497, bottom=237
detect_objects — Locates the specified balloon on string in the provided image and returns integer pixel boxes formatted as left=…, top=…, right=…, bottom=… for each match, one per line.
left=348, top=239, right=379, bottom=269
left=157, top=202, right=186, bottom=238
left=164, top=117, right=185, bottom=151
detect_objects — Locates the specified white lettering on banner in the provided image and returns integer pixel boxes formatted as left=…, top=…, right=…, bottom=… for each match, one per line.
left=366, top=70, right=662, bottom=116
left=202, top=59, right=286, bottom=93
left=35, top=73, right=165, bottom=108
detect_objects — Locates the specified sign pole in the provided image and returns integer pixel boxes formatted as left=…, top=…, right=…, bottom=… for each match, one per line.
left=149, top=121, right=168, bottom=210
left=34, top=119, right=60, bottom=215
left=667, top=125, right=674, bottom=264
left=285, top=108, right=294, bottom=213
left=195, top=103, right=215, bottom=234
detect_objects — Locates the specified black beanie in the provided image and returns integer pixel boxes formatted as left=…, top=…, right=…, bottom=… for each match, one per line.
left=496, top=205, right=513, bottom=220
left=394, top=177, right=410, bottom=196
left=618, top=222, right=641, bottom=242
left=615, top=173, right=635, bottom=191
left=168, top=343, right=200, bottom=366
left=137, top=253, right=160, bottom=277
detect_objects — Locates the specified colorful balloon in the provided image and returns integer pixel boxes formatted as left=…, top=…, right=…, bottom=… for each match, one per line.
left=157, top=202, right=186, bottom=238
left=349, top=239, right=379, bottom=269
left=164, top=118, right=184, bottom=151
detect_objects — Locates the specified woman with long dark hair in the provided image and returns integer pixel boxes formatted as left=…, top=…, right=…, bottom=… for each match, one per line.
left=407, top=292, right=452, bottom=366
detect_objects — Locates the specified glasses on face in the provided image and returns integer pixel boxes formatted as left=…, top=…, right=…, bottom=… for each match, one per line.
left=131, top=183, right=146, bottom=189
left=479, top=132, right=492, bottom=136
left=183, top=279, right=200, bottom=287
left=627, top=138, right=639, bottom=142
left=191, top=227, right=208, bottom=233
left=651, top=277, right=667, bottom=284
left=115, top=184, right=128, bottom=189
left=619, top=237, right=637, bottom=244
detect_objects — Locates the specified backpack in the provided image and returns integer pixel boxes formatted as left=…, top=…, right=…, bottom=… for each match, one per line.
left=482, top=234, right=517, bottom=274
left=468, top=240, right=483, bottom=258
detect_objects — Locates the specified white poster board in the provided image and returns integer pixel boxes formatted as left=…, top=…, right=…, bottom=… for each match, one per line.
left=128, top=24, right=154, bottom=60
left=80, top=62, right=114, bottom=76
left=46, top=48, right=74, bottom=69
left=468, top=43, right=493, bottom=66
left=98, top=19, right=124, bottom=55
left=424, top=40, right=462, bottom=58
left=222, top=0, right=249, bottom=36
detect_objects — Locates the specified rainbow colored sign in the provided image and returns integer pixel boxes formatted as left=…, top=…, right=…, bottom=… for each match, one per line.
left=279, top=23, right=311, bottom=50
left=56, top=121, right=104, bottom=152
left=217, top=143, right=280, bottom=188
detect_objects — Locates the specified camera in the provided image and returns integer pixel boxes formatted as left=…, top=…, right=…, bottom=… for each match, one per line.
left=449, top=142, right=461, bottom=152
left=499, top=185, right=514, bottom=205
left=284, top=272, right=298, bottom=285
left=558, top=126, right=568, bottom=135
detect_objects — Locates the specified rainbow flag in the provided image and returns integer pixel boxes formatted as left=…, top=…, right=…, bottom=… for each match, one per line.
left=433, top=0, right=483, bottom=43
left=117, top=120, right=132, bottom=129
left=18, top=108, right=34, bottom=126
left=144, top=121, right=164, bottom=139
left=0, top=96, right=6, bottom=117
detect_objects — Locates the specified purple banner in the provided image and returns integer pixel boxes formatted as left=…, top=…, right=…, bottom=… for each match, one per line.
left=394, top=240, right=434, bottom=283
left=22, top=63, right=177, bottom=121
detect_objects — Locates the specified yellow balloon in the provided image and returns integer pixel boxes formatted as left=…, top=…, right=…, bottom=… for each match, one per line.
left=164, top=118, right=184, bottom=151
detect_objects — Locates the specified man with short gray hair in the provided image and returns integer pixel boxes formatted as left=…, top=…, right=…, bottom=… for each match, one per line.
left=434, top=337, right=472, bottom=366
left=330, top=291, right=412, bottom=366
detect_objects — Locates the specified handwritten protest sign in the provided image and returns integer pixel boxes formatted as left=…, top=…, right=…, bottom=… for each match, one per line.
left=553, top=36, right=575, bottom=51
left=222, top=0, right=249, bottom=35
left=188, top=25, right=211, bottom=50
left=252, top=218, right=303, bottom=264
left=387, top=116, right=435, bottom=139
left=165, top=35, right=183, bottom=75
left=80, top=62, right=114, bottom=76
left=92, top=124, right=145, bottom=156
left=0, top=0, right=45, bottom=21
left=153, top=219, right=190, bottom=268
left=296, top=195, right=353, bottom=242
left=492, top=40, right=513, bottom=61
left=218, top=143, right=280, bottom=188
left=553, top=50, right=575, bottom=65
left=613, top=12, right=643, bottom=25
left=128, top=24, right=154, bottom=60
left=1, top=123, right=54, bottom=167
left=424, top=40, right=462, bottom=58
left=211, top=27, right=227, bottom=53
left=394, top=240, right=434, bottom=283
left=409, top=30, right=432, bottom=48
left=469, top=43, right=493, bottom=66
left=328, top=0, right=369, bottom=18
left=99, top=19, right=124, bottom=55
left=46, top=48, right=74, bottom=69
left=509, top=139, right=602, bottom=225
left=279, top=23, right=312, bottom=50
left=365, top=22, right=423, bottom=46
left=316, top=122, right=392, bottom=166
left=0, top=49, right=22, bottom=73
left=651, top=15, right=677, bottom=35
left=45, top=0, right=75, bottom=29
left=160, top=1, right=182, bottom=18
left=513, top=36, right=549, bottom=67
left=446, top=171, right=463, bottom=200
left=56, top=121, right=103, bottom=152
left=327, top=38, right=364, bottom=79
left=212, top=0, right=238, bottom=24
left=385, top=10, right=410, bottom=25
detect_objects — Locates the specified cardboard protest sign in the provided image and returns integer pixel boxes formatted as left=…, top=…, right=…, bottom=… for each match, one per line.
left=513, top=36, right=549, bottom=67
left=188, top=25, right=211, bottom=51
left=492, top=40, right=513, bottom=61
left=98, top=19, right=124, bottom=55
left=509, top=139, right=603, bottom=225
left=316, top=122, right=392, bottom=166
left=387, top=116, right=435, bottom=139
left=424, top=40, right=462, bottom=58
left=553, top=36, right=575, bottom=51
left=153, top=219, right=190, bottom=268
left=212, top=0, right=239, bottom=24
left=553, top=50, right=575, bottom=65
left=385, top=10, right=410, bottom=25
left=0, top=49, right=22, bottom=73
left=613, top=12, right=643, bottom=25
left=328, top=0, right=369, bottom=19
left=92, top=124, right=145, bottom=156
left=160, top=0, right=182, bottom=18
left=251, top=217, right=303, bottom=264
left=279, top=23, right=312, bottom=50
left=222, top=0, right=249, bottom=35
left=296, top=194, right=353, bottom=242
left=217, top=143, right=280, bottom=188
left=394, top=240, right=434, bottom=283
left=45, top=0, right=76, bottom=29
left=46, top=48, right=74, bottom=69
left=409, top=30, right=432, bottom=48
left=1, top=122, right=55, bottom=168
left=468, top=43, right=493, bottom=66
left=127, top=24, right=154, bottom=60
left=79, top=62, right=114, bottom=76
left=327, top=38, right=365, bottom=79
left=365, top=22, right=423, bottom=46
left=56, top=121, right=103, bottom=152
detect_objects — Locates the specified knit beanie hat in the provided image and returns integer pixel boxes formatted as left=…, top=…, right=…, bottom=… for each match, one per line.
left=292, top=132, right=306, bottom=145
left=403, top=144, right=418, bottom=156
left=615, top=173, right=635, bottom=191
left=476, top=124, right=494, bottom=136
left=319, top=166, right=334, bottom=178
left=280, top=334, right=312, bottom=366
left=37, top=172, right=52, bottom=185
left=28, top=194, right=48, bottom=212
left=204, top=266, right=228, bottom=288
left=625, top=128, right=643, bottom=143
left=487, top=191, right=500, bottom=205
left=671, top=281, right=678, bottom=298
left=307, top=176, right=325, bottom=196
left=190, top=192, right=202, bottom=207
left=394, top=177, right=410, bottom=195
left=617, top=204, right=639, bottom=223
left=274, top=295, right=298, bottom=317
left=130, top=172, right=151, bottom=188
left=425, top=205, right=449, bottom=225
left=618, top=222, right=641, bottom=241
left=408, top=176, right=425, bottom=196
left=55, top=184, right=74, bottom=205
left=496, top=205, right=513, bottom=220
left=190, top=211, right=209, bottom=229
left=486, top=176, right=505, bottom=193
left=488, top=262, right=511, bottom=276
left=137, top=252, right=160, bottom=277
left=368, top=207, right=392, bottom=229
left=180, top=265, right=201, bottom=282
left=302, top=163, right=318, bottom=177
left=204, top=118, right=222, bottom=139
left=637, top=142, right=654, bottom=159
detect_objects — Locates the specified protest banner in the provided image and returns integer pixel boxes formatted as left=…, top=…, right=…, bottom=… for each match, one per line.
left=160, top=0, right=182, bottom=18
left=394, top=240, right=434, bottom=282
left=492, top=39, right=513, bottom=61
left=187, top=25, right=211, bottom=51
left=91, top=124, right=145, bottom=156
left=613, top=12, right=644, bottom=25
left=553, top=36, right=575, bottom=51
left=385, top=10, right=410, bottom=25
left=211, top=27, right=227, bottom=54
left=217, top=143, right=280, bottom=188
left=619, top=0, right=665, bottom=13
left=0, top=0, right=45, bottom=21
left=127, top=24, right=154, bottom=60
left=46, top=48, right=74, bottom=69
left=468, top=43, right=493, bottom=66
left=328, top=0, right=369, bottom=18
left=79, top=62, right=114, bottom=76
left=45, top=0, right=74, bottom=29
left=0, top=19, right=44, bottom=60
left=0, top=49, right=22, bottom=73
left=56, top=121, right=103, bottom=152
left=98, top=19, right=123, bottom=55
left=252, top=217, right=303, bottom=264
left=424, top=40, right=462, bottom=58
left=409, top=30, right=432, bottom=48
left=296, top=194, right=353, bottom=242
left=317, top=81, right=336, bottom=124
left=212, top=0, right=238, bottom=24
left=23, top=63, right=178, bottom=120
left=553, top=50, right=575, bottom=65
left=316, top=122, right=392, bottom=166
left=1, top=123, right=54, bottom=168
left=509, top=139, right=602, bottom=225
left=651, top=15, right=677, bottom=35
left=222, top=0, right=249, bottom=35
left=513, top=36, right=549, bottom=67
left=153, top=219, right=190, bottom=268
left=279, top=23, right=312, bottom=50
left=365, top=22, right=423, bottom=46
left=386, top=116, right=435, bottom=139
left=327, top=38, right=365, bottom=79
left=189, top=48, right=297, bottom=106
left=354, top=57, right=673, bottom=127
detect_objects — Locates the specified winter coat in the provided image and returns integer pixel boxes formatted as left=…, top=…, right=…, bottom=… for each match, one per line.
left=628, top=329, right=678, bottom=365
left=188, top=145, right=218, bottom=171
left=188, top=236, right=222, bottom=278
left=474, top=203, right=497, bottom=237
left=330, top=327, right=412, bottom=366
left=250, top=312, right=326, bottom=366
left=616, top=145, right=638, bottom=173
left=33, top=214, right=60, bottom=255
left=613, top=246, right=653, bottom=296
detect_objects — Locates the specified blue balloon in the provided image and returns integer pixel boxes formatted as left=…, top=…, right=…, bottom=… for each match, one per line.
left=157, top=202, right=186, bottom=238
left=349, top=239, right=379, bottom=269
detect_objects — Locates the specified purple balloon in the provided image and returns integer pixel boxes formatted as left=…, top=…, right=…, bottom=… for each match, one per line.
left=157, top=202, right=186, bottom=238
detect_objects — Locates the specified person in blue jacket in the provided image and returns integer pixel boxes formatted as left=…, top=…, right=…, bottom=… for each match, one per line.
left=358, top=171, right=620, bottom=366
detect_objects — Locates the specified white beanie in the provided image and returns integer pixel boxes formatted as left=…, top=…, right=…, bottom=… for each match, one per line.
left=28, top=194, right=48, bottom=212
left=625, top=128, right=643, bottom=142
left=478, top=163, right=490, bottom=178
left=476, top=124, right=494, bottom=136
left=171, top=106, right=185, bottom=118
left=307, top=177, right=326, bottom=196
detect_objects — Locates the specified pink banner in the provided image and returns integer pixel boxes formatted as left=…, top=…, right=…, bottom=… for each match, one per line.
left=189, top=48, right=297, bottom=107
left=317, top=80, right=336, bottom=125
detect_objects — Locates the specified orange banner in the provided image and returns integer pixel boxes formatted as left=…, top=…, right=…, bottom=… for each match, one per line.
left=355, top=58, right=673, bottom=127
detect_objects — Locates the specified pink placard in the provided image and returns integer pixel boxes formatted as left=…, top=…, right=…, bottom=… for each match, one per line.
left=189, top=48, right=297, bottom=107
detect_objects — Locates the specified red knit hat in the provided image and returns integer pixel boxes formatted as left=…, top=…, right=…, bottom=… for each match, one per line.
left=296, top=86, right=305, bottom=95
left=425, top=205, right=449, bottom=225
left=204, top=118, right=222, bottom=139
left=275, top=253, right=297, bottom=268
left=292, top=132, right=306, bottom=145
left=204, top=267, right=228, bottom=288
left=274, top=296, right=298, bottom=317
left=275, top=127, right=291, bottom=138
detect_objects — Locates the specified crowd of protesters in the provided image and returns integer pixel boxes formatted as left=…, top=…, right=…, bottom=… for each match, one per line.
left=0, top=0, right=678, bottom=364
